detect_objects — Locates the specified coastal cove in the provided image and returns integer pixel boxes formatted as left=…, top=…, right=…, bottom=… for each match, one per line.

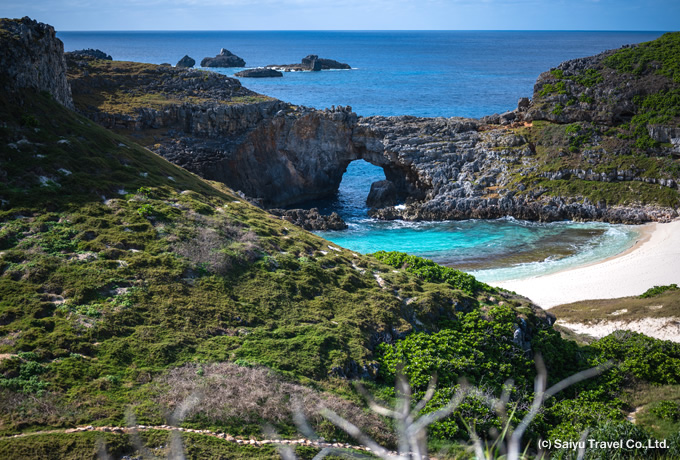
left=312, top=161, right=642, bottom=283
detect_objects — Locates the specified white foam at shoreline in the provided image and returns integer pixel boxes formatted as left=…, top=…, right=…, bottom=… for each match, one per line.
left=472, top=224, right=638, bottom=283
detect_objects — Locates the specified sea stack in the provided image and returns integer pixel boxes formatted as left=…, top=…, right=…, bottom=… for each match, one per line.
left=176, top=55, right=196, bottom=68
left=200, top=48, right=246, bottom=68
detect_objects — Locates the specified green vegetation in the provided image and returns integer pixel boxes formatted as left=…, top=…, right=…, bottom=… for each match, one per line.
left=230, top=95, right=275, bottom=105
left=371, top=251, right=492, bottom=296
left=564, top=123, right=597, bottom=152
left=377, top=304, right=537, bottom=439
left=550, top=68, right=604, bottom=88
left=539, top=80, right=568, bottom=97
left=376, top=321, right=680, bottom=456
left=0, top=85, right=542, bottom=455
left=641, top=284, right=679, bottom=298
left=650, top=400, right=680, bottom=421
left=0, top=429, right=343, bottom=460
left=628, top=88, right=680, bottom=150
left=605, top=31, right=680, bottom=82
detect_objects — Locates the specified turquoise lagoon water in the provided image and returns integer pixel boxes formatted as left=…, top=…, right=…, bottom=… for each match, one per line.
left=313, top=161, right=639, bottom=283
left=57, top=31, right=652, bottom=280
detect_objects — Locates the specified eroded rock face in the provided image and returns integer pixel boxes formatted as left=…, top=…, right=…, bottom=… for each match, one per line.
left=0, top=17, right=74, bottom=109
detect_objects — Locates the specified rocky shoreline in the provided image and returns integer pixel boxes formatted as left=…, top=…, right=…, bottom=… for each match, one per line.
left=62, top=39, right=680, bottom=226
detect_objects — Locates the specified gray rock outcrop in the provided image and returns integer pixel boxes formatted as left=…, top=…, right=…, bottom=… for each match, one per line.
left=176, top=55, right=195, bottom=68
left=315, top=56, right=352, bottom=70
left=366, top=180, right=399, bottom=208
left=200, top=48, right=246, bottom=68
left=0, top=17, right=74, bottom=109
left=268, top=208, right=348, bottom=230
left=267, top=55, right=351, bottom=72
left=68, top=48, right=112, bottom=60
left=234, top=68, right=283, bottom=78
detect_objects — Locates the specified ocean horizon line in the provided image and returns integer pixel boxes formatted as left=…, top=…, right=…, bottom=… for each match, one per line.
left=57, top=29, right=671, bottom=33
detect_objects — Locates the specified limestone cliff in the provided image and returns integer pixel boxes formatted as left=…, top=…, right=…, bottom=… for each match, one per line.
left=0, top=17, right=73, bottom=109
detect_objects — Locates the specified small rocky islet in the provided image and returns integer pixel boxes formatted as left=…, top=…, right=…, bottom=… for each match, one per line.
left=200, top=47, right=246, bottom=67
left=188, top=48, right=351, bottom=78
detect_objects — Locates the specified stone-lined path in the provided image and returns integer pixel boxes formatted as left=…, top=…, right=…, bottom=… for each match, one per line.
left=7, top=424, right=373, bottom=453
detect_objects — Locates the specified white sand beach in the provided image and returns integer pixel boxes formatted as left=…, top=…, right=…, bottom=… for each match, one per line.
left=493, top=219, right=680, bottom=308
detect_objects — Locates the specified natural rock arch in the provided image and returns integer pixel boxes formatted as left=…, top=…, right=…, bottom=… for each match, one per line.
left=197, top=108, right=421, bottom=208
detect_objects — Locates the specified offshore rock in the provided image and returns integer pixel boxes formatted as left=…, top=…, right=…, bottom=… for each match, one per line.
left=201, top=48, right=246, bottom=68
left=366, top=180, right=398, bottom=208
left=268, top=208, right=348, bottom=231
left=301, top=55, right=322, bottom=71
left=0, top=17, right=74, bottom=109
left=176, top=55, right=195, bottom=68
left=235, top=68, right=283, bottom=78
left=267, top=55, right=351, bottom=72
left=314, top=56, right=352, bottom=70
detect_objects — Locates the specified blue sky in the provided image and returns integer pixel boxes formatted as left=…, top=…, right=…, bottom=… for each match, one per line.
left=3, top=0, right=679, bottom=31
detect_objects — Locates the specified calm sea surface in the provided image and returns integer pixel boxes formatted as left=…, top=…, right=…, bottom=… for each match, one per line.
left=57, top=31, right=663, bottom=281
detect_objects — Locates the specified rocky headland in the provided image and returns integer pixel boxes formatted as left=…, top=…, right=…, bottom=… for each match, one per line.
left=68, top=48, right=112, bottom=61
left=64, top=33, right=680, bottom=224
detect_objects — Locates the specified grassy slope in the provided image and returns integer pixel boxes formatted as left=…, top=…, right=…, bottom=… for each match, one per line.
left=0, top=429, right=342, bottom=460
left=550, top=285, right=680, bottom=326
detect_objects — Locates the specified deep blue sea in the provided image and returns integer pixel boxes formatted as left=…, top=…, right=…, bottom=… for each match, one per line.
left=57, top=31, right=663, bottom=281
